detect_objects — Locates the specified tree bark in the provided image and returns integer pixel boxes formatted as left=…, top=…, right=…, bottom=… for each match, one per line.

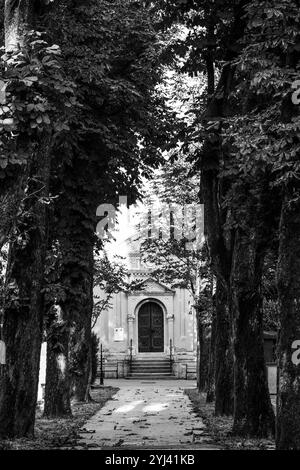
left=0, top=0, right=36, bottom=249
left=0, top=135, right=51, bottom=438
left=69, top=241, right=94, bottom=402
left=0, top=173, right=28, bottom=250
left=206, top=308, right=216, bottom=403
left=43, top=234, right=94, bottom=413
left=214, top=277, right=233, bottom=415
left=200, top=11, right=274, bottom=432
left=43, top=304, right=72, bottom=418
left=276, top=192, right=300, bottom=449
left=54, top=152, right=96, bottom=404
left=230, top=229, right=275, bottom=437
left=4, top=0, right=35, bottom=51
left=196, top=310, right=210, bottom=392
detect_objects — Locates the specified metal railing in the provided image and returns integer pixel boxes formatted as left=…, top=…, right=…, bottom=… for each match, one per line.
left=99, top=348, right=127, bottom=381
left=169, top=339, right=174, bottom=374
left=129, top=339, right=133, bottom=374
left=100, top=343, right=104, bottom=385
left=185, top=364, right=195, bottom=380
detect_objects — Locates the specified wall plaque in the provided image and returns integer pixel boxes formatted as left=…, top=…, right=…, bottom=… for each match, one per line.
left=114, top=328, right=124, bottom=342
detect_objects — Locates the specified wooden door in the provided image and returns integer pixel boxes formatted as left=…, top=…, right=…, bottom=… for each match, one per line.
left=138, top=302, right=164, bottom=352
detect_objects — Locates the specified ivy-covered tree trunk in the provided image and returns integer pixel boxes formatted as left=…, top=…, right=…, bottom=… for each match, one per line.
left=276, top=192, right=300, bottom=449
left=201, top=41, right=274, bottom=430
left=206, top=308, right=216, bottom=403
left=71, top=322, right=92, bottom=403
left=0, top=136, right=51, bottom=438
left=201, top=168, right=233, bottom=410
left=0, top=174, right=28, bottom=250
left=214, top=278, right=233, bottom=415
left=44, top=233, right=94, bottom=413
left=44, top=304, right=72, bottom=418
left=230, top=229, right=275, bottom=437
left=0, top=0, right=35, bottom=248
left=202, top=164, right=274, bottom=432
left=53, top=152, right=97, bottom=403
left=70, top=241, right=94, bottom=402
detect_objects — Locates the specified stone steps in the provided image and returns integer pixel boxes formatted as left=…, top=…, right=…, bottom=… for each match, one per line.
left=131, top=364, right=171, bottom=370
left=126, top=376, right=177, bottom=380
left=128, top=359, right=175, bottom=379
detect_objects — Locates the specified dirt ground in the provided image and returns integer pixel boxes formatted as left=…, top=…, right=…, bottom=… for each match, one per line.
left=0, top=386, right=118, bottom=450
left=185, top=389, right=276, bottom=450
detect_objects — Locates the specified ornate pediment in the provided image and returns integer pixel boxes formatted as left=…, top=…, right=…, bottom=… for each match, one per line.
left=129, top=277, right=175, bottom=296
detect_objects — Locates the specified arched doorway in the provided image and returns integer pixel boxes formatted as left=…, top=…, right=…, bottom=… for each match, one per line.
left=138, top=301, right=164, bottom=353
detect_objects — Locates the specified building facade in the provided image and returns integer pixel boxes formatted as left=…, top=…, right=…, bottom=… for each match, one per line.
left=93, top=241, right=197, bottom=379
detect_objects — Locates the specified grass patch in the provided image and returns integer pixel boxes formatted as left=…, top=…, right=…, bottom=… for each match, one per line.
left=185, top=388, right=275, bottom=450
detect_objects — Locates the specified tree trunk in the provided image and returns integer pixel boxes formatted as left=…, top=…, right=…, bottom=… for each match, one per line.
left=43, top=304, right=72, bottom=418
left=46, top=147, right=97, bottom=406
left=5, top=0, right=35, bottom=51
left=0, top=173, right=28, bottom=250
left=70, top=322, right=92, bottom=402
left=0, top=0, right=36, bottom=248
left=0, top=135, right=51, bottom=438
left=231, top=229, right=275, bottom=438
left=199, top=0, right=275, bottom=436
left=196, top=311, right=208, bottom=392
left=85, top=349, right=94, bottom=402
left=44, top=236, right=94, bottom=413
left=69, top=242, right=94, bottom=402
left=276, top=193, right=300, bottom=449
left=215, top=277, right=233, bottom=415
left=206, top=308, right=216, bottom=403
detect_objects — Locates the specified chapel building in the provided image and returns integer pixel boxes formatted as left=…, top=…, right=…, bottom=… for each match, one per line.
left=93, top=238, right=197, bottom=379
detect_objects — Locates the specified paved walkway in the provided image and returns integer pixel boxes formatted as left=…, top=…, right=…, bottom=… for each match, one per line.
left=76, top=380, right=219, bottom=449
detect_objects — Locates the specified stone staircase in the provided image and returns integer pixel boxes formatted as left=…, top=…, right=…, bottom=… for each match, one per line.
left=127, top=358, right=175, bottom=380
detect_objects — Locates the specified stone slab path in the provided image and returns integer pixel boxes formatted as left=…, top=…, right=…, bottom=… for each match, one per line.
left=76, top=380, right=220, bottom=450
